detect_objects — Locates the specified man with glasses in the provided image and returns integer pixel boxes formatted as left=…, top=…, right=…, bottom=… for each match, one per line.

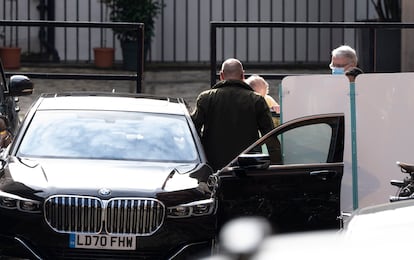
left=330, top=45, right=363, bottom=82
left=329, top=45, right=358, bottom=75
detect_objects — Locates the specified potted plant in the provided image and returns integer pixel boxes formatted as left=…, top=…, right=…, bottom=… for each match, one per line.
left=0, top=33, right=21, bottom=70
left=93, top=46, right=115, bottom=69
left=102, top=0, right=163, bottom=70
left=0, top=0, right=21, bottom=70
left=93, top=3, right=115, bottom=69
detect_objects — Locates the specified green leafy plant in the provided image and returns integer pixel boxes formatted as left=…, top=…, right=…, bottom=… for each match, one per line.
left=102, top=0, right=163, bottom=43
left=370, top=0, right=401, bottom=22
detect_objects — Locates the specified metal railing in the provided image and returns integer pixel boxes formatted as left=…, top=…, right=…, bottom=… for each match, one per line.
left=0, top=20, right=144, bottom=93
left=210, top=21, right=414, bottom=85
left=0, top=0, right=387, bottom=66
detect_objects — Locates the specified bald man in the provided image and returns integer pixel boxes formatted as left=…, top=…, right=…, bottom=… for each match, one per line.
left=191, top=58, right=274, bottom=171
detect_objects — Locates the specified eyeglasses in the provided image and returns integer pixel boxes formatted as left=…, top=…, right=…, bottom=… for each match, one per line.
left=329, top=63, right=349, bottom=69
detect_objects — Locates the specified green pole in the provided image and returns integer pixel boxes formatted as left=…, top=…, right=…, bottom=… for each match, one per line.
left=349, top=82, right=359, bottom=210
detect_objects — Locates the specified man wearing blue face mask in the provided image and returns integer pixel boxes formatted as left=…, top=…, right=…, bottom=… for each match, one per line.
left=329, top=45, right=358, bottom=75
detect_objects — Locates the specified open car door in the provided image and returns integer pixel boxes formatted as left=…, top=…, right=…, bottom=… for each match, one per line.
left=215, top=113, right=345, bottom=233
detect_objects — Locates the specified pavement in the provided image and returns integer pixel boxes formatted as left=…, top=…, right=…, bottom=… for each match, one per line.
left=14, top=65, right=326, bottom=117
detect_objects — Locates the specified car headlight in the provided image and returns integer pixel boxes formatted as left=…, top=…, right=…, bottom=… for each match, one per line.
left=0, top=197, right=17, bottom=208
left=19, top=200, right=41, bottom=212
left=0, top=191, right=41, bottom=213
left=167, top=198, right=216, bottom=218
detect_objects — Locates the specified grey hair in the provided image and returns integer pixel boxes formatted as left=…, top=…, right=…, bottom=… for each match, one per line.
left=331, top=45, right=358, bottom=65
left=245, top=74, right=269, bottom=95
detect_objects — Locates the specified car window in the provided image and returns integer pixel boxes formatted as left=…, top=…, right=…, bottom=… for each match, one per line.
left=17, top=110, right=199, bottom=162
left=248, top=123, right=332, bottom=165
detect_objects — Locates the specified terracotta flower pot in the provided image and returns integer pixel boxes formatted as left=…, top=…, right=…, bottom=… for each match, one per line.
left=0, top=47, right=21, bottom=70
left=93, top=47, right=115, bottom=69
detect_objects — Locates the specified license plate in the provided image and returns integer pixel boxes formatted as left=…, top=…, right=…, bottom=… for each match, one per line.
left=69, top=234, right=136, bottom=250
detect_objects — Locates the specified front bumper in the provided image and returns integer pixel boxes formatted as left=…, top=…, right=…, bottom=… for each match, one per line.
left=0, top=234, right=214, bottom=259
left=0, top=213, right=216, bottom=259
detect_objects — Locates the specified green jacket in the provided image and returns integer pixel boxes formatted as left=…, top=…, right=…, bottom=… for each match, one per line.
left=191, top=79, right=274, bottom=171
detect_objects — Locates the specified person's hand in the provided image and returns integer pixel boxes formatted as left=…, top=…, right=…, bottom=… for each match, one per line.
left=271, top=105, right=280, bottom=114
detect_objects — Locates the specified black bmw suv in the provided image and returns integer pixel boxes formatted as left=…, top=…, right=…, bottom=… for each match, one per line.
left=0, top=90, right=345, bottom=259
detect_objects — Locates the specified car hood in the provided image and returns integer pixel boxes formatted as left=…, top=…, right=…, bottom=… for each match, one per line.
left=4, top=157, right=202, bottom=193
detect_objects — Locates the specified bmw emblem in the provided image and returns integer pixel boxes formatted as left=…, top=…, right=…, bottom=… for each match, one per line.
left=99, top=188, right=111, bottom=196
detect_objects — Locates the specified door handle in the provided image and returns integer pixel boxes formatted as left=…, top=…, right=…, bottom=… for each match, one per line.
left=309, top=170, right=337, bottom=180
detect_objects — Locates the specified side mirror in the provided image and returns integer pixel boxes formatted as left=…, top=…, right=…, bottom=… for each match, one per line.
left=8, top=75, right=33, bottom=96
left=237, top=153, right=270, bottom=169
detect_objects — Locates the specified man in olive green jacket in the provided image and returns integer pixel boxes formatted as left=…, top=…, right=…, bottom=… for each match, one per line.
left=191, top=58, right=274, bottom=171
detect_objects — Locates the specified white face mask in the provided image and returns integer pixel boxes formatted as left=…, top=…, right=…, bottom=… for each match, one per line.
left=331, top=67, right=345, bottom=75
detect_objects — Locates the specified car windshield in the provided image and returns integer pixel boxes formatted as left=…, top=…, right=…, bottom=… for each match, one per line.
left=17, top=110, right=199, bottom=162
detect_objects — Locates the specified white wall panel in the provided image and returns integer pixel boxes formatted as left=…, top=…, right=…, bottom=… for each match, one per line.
left=355, top=73, right=414, bottom=207
left=281, top=73, right=414, bottom=211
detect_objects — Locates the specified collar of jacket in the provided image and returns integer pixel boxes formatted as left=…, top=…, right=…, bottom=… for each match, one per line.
left=212, top=80, right=254, bottom=91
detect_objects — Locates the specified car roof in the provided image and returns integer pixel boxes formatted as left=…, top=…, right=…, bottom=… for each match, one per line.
left=35, top=92, right=189, bottom=115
